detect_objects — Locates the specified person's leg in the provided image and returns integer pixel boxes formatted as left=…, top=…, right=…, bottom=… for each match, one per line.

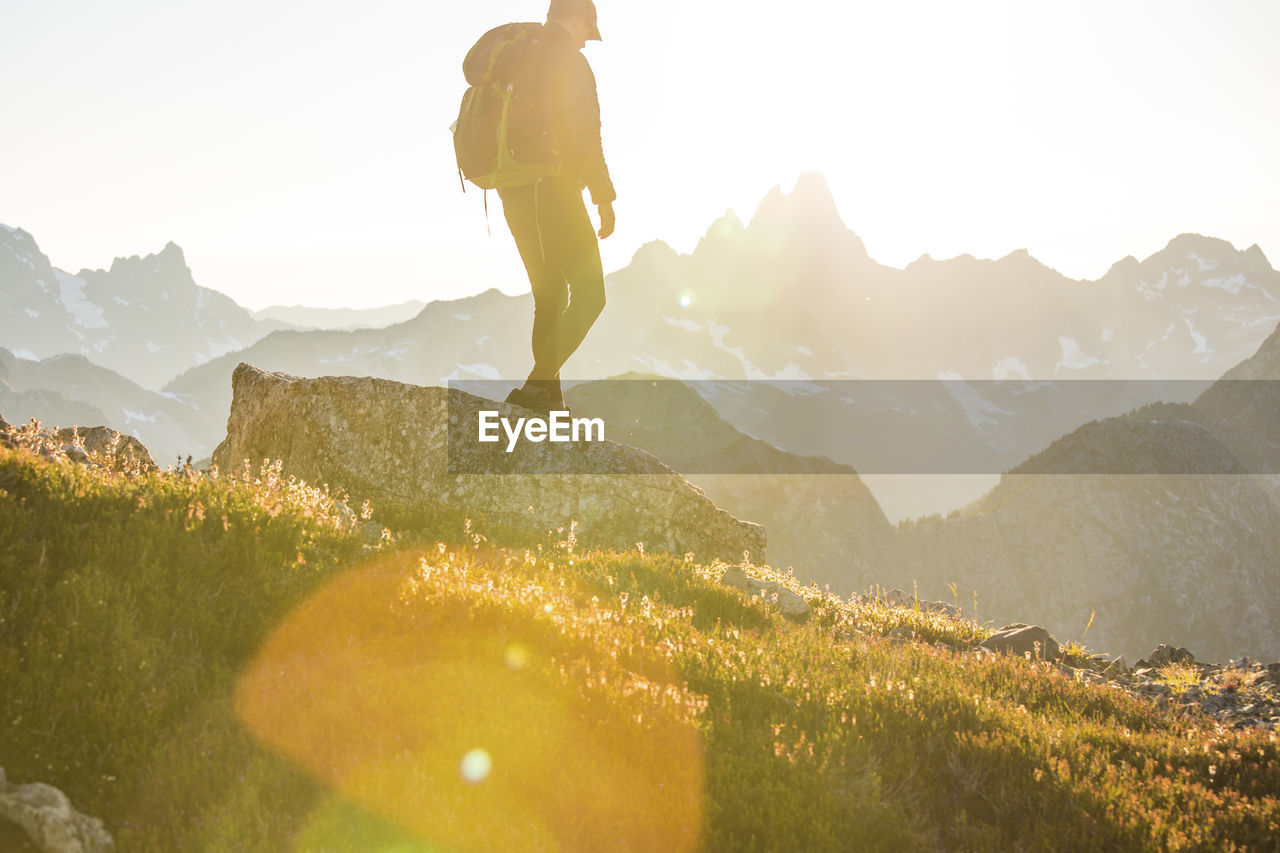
left=498, top=184, right=569, bottom=396
left=526, top=180, right=606, bottom=385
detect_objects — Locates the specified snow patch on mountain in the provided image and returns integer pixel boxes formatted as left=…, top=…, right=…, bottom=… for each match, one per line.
left=705, top=322, right=814, bottom=380
left=767, top=363, right=814, bottom=381
left=1055, top=337, right=1099, bottom=372
left=662, top=314, right=701, bottom=332
left=54, top=270, right=107, bottom=329
left=202, top=337, right=244, bottom=361
left=938, top=371, right=1014, bottom=430
left=1181, top=315, right=1212, bottom=355
left=160, top=391, right=194, bottom=406
left=1201, top=274, right=1247, bottom=295
left=992, top=356, right=1031, bottom=381
left=1189, top=252, right=1220, bottom=272
left=456, top=362, right=500, bottom=379
left=631, top=354, right=718, bottom=380
left=1136, top=324, right=1178, bottom=361
left=706, top=321, right=758, bottom=377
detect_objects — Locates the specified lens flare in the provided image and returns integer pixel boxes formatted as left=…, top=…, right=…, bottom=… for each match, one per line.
left=460, top=749, right=492, bottom=784
left=234, top=553, right=704, bottom=852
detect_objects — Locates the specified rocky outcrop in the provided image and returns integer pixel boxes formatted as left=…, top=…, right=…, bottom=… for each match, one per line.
left=565, top=376, right=893, bottom=590
left=0, top=418, right=158, bottom=473
left=882, top=588, right=960, bottom=618
left=979, top=623, right=1063, bottom=661
left=52, top=427, right=158, bottom=473
left=720, top=565, right=813, bottom=622
left=211, top=364, right=764, bottom=561
left=0, top=768, right=113, bottom=852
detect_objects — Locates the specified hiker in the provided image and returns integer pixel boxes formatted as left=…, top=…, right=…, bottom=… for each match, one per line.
left=457, top=0, right=615, bottom=414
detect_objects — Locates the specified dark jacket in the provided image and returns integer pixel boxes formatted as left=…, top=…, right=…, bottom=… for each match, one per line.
left=463, top=22, right=616, bottom=205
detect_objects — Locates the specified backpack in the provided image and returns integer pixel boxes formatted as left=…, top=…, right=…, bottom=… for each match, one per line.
left=453, top=23, right=561, bottom=191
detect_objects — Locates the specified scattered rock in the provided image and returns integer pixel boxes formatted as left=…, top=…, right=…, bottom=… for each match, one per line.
left=1055, top=664, right=1105, bottom=684
left=61, top=445, right=90, bottom=465
left=0, top=767, right=114, bottom=852
left=979, top=624, right=1062, bottom=661
left=211, top=364, right=765, bottom=562
left=887, top=626, right=915, bottom=642
left=333, top=500, right=358, bottom=529
left=883, top=588, right=959, bottom=618
left=1103, top=656, right=1130, bottom=679
left=1139, top=644, right=1196, bottom=668
left=720, top=565, right=812, bottom=623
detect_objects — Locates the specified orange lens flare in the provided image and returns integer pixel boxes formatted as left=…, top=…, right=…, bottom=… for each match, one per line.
left=235, top=554, right=704, bottom=851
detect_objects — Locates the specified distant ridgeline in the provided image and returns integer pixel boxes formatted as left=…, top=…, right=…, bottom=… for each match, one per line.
left=3, top=184, right=1280, bottom=663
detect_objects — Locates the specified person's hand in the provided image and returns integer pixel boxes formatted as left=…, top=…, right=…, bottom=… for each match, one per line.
left=597, top=201, right=615, bottom=239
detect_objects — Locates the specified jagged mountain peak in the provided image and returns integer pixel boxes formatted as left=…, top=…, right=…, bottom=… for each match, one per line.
left=750, top=172, right=842, bottom=229
left=95, top=241, right=194, bottom=282
left=1145, top=232, right=1241, bottom=267
left=627, top=239, right=680, bottom=266
left=1242, top=243, right=1274, bottom=272
left=0, top=224, right=48, bottom=265
left=744, top=173, right=870, bottom=266
left=1103, top=255, right=1142, bottom=279
left=996, top=247, right=1055, bottom=276
left=693, top=210, right=746, bottom=256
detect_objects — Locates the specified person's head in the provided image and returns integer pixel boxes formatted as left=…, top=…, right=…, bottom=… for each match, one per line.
left=547, top=0, right=601, bottom=49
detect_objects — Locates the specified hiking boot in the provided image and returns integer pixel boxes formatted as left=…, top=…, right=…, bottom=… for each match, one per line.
left=504, top=385, right=552, bottom=415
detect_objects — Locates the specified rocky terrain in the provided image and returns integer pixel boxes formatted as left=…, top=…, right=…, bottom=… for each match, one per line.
left=211, top=364, right=763, bottom=562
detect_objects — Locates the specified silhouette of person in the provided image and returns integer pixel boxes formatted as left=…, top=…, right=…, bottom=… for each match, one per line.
left=498, top=0, right=615, bottom=413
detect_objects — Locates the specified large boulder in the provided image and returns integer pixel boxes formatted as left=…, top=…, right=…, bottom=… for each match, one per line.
left=212, top=364, right=765, bottom=561
left=53, top=426, right=158, bottom=473
left=979, top=623, right=1062, bottom=660
left=0, top=767, right=114, bottom=852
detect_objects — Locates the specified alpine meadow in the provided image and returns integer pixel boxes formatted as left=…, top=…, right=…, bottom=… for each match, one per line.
left=4, top=1, right=1280, bottom=850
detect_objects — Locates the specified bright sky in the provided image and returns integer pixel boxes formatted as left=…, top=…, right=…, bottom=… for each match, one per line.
left=3, top=0, right=1278, bottom=309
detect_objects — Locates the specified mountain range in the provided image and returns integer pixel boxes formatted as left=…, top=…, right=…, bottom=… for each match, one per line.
left=888, top=325, right=1280, bottom=663
left=6, top=175, right=1279, bottom=463
left=564, top=337, right=1280, bottom=663
left=0, top=226, right=287, bottom=390
left=4, top=177, right=1280, bottom=661
left=249, top=300, right=428, bottom=331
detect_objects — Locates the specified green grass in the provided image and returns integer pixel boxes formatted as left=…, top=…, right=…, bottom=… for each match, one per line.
left=2, top=445, right=1279, bottom=850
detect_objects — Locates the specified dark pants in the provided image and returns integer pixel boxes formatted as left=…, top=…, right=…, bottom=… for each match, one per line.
left=498, top=177, right=605, bottom=399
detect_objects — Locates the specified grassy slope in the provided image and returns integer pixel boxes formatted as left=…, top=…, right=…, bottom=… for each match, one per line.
left=1, top=446, right=1278, bottom=851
